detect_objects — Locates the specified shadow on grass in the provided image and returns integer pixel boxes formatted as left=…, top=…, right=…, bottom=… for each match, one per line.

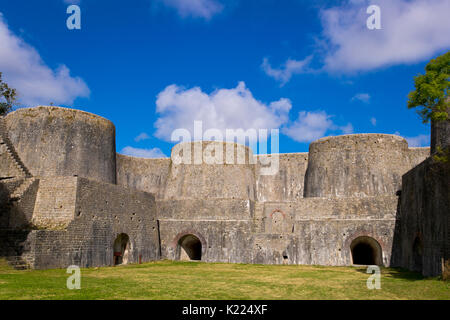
left=353, top=265, right=425, bottom=281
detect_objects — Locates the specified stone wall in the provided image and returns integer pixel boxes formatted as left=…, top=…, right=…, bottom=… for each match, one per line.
left=256, top=153, right=308, bottom=202
left=116, top=154, right=170, bottom=199
left=17, top=176, right=160, bottom=269
left=0, top=143, right=25, bottom=179
left=430, top=107, right=450, bottom=154
left=304, top=134, right=419, bottom=198
left=163, top=141, right=256, bottom=200
left=7, top=178, right=40, bottom=230
left=392, top=157, right=449, bottom=277
left=252, top=196, right=397, bottom=266
left=4, top=107, right=116, bottom=184
left=159, top=219, right=254, bottom=263
left=409, top=147, right=431, bottom=167
left=31, top=177, right=77, bottom=230
left=1, top=106, right=444, bottom=274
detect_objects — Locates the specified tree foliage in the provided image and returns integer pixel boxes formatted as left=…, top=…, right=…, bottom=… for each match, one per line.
left=407, top=51, right=449, bottom=123
left=0, top=72, right=17, bottom=116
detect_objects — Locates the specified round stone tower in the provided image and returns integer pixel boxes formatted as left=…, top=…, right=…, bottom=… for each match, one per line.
left=303, top=134, right=412, bottom=198
left=4, top=106, right=116, bottom=184
left=163, top=141, right=256, bottom=200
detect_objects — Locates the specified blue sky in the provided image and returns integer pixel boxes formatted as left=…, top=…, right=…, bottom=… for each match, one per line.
left=0, top=0, right=449, bottom=157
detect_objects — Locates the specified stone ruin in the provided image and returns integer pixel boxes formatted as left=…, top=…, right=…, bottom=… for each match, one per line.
left=0, top=106, right=448, bottom=278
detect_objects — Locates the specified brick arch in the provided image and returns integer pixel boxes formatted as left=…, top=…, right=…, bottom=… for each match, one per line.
left=172, top=230, right=206, bottom=261
left=269, top=209, right=286, bottom=219
left=345, top=231, right=384, bottom=266
left=113, top=233, right=132, bottom=265
left=172, top=230, right=207, bottom=252
left=344, top=231, right=386, bottom=252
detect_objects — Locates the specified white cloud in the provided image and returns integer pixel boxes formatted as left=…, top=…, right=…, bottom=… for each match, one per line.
left=340, top=122, right=354, bottom=134
left=404, top=134, right=430, bottom=147
left=134, top=132, right=151, bottom=142
left=120, top=146, right=167, bottom=158
left=156, top=0, right=223, bottom=19
left=370, top=117, right=377, bottom=126
left=154, top=81, right=291, bottom=141
left=0, top=13, right=89, bottom=107
left=351, top=93, right=370, bottom=103
left=320, top=0, right=450, bottom=72
left=282, top=111, right=353, bottom=143
left=261, top=56, right=312, bottom=85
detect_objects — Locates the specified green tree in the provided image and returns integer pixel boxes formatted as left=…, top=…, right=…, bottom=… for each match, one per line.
left=407, top=51, right=449, bottom=123
left=0, top=72, right=17, bottom=116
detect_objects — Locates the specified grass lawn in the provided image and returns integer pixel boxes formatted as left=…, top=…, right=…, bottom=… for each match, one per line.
left=0, top=259, right=448, bottom=300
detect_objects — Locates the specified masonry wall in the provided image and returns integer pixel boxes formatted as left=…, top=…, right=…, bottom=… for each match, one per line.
left=304, top=134, right=422, bottom=198
left=7, top=178, right=40, bottom=230
left=0, top=143, right=25, bottom=179
left=31, top=177, right=77, bottom=230
left=252, top=196, right=397, bottom=266
left=409, top=147, right=431, bottom=168
left=392, top=158, right=449, bottom=277
left=2, top=106, right=443, bottom=272
left=116, top=154, right=170, bottom=199
left=256, top=153, right=308, bottom=202
left=19, top=177, right=160, bottom=269
left=159, top=219, right=254, bottom=263
left=157, top=198, right=255, bottom=262
left=163, top=141, right=256, bottom=200
left=4, top=107, right=117, bottom=184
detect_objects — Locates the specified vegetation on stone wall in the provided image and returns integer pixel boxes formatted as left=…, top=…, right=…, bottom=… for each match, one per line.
left=0, top=72, right=17, bottom=116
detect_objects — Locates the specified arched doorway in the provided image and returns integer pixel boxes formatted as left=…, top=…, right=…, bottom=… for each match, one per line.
left=350, top=236, right=383, bottom=265
left=412, top=236, right=423, bottom=272
left=113, top=233, right=130, bottom=265
left=177, top=234, right=202, bottom=261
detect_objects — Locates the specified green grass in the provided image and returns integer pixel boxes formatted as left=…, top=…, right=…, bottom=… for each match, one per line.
left=0, top=259, right=448, bottom=300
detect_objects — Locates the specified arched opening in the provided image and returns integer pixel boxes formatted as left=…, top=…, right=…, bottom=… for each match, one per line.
left=412, top=236, right=423, bottom=272
left=177, top=234, right=202, bottom=261
left=113, top=233, right=131, bottom=265
left=350, top=236, right=382, bottom=265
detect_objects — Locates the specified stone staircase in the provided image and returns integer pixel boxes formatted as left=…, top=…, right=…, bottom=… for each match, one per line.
left=0, top=230, right=33, bottom=270
left=0, top=117, right=35, bottom=270
left=9, top=177, right=36, bottom=201
left=0, top=116, right=32, bottom=178
left=6, top=255, right=30, bottom=270
left=0, top=116, right=35, bottom=203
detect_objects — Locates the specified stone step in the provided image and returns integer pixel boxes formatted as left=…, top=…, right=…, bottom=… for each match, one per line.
left=0, top=117, right=32, bottom=177
left=10, top=177, right=36, bottom=201
left=6, top=256, right=30, bottom=270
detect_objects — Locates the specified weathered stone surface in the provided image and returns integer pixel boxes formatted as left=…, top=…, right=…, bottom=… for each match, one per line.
left=430, top=107, right=450, bottom=154
left=4, top=107, right=116, bottom=184
left=409, top=147, right=431, bottom=167
left=304, top=134, right=417, bottom=198
left=392, top=158, right=449, bottom=277
left=116, top=154, right=170, bottom=200
left=0, top=106, right=445, bottom=278
left=163, top=141, right=256, bottom=200
left=4, top=176, right=160, bottom=269
left=256, top=153, right=308, bottom=202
